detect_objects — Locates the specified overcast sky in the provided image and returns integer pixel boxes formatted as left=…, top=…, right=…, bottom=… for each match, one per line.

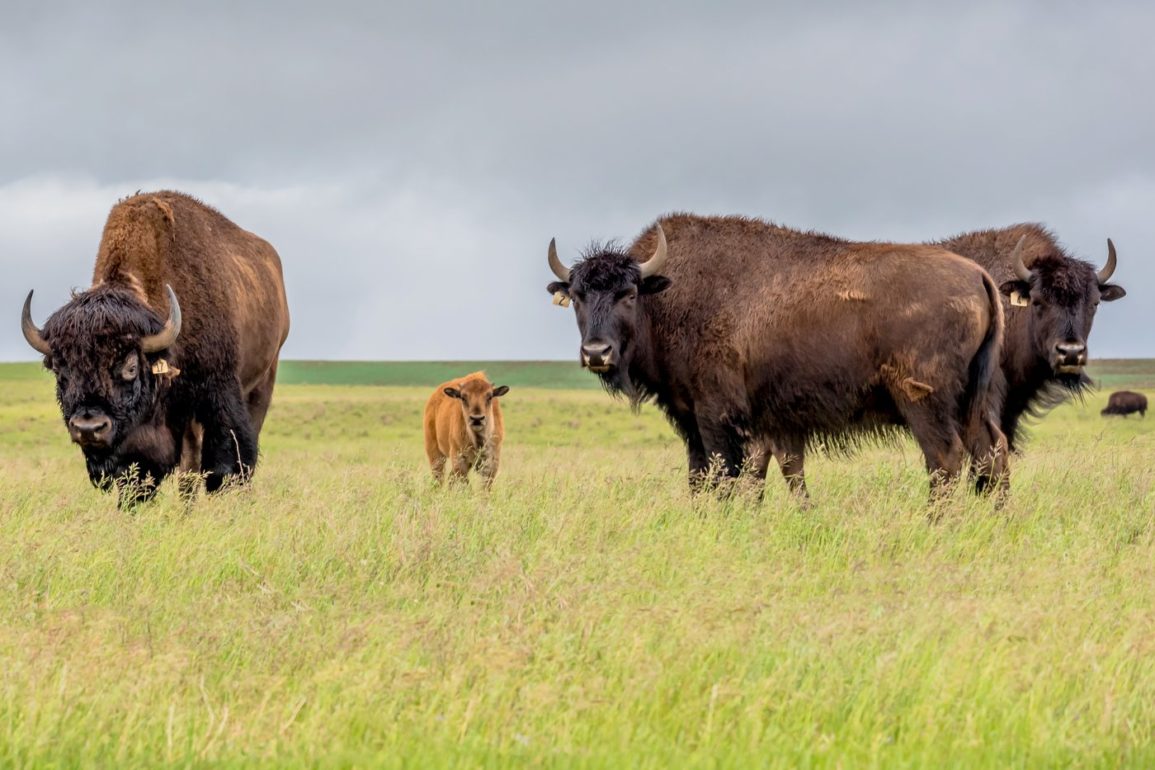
left=2, top=0, right=1151, bottom=361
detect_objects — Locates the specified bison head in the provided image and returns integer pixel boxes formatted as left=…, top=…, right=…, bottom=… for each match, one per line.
left=546, top=224, right=671, bottom=387
left=443, top=379, right=508, bottom=440
left=1000, top=236, right=1125, bottom=383
left=21, top=284, right=181, bottom=456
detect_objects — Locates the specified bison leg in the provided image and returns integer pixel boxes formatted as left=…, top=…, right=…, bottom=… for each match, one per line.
left=198, top=383, right=258, bottom=493
left=246, top=362, right=278, bottom=437
left=771, top=437, right=809, bottom=498
left=177, top=420, right=204, bottom=501
left=964, top=417, right=1010, bottom=495
left=695, top=413, right=749, bottom=493
left=896, top=404, right=965, bottom=497
left=668, top=410, right=712, bottom=492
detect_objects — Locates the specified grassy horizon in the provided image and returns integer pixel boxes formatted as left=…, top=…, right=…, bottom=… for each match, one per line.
left=3, top=358, right=1155, bottom=390
left=1, top=365, right=1153, bottom=766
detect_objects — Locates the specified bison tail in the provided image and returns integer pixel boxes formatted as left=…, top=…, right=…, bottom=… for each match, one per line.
left=961, top=270, right=1007, bottom=466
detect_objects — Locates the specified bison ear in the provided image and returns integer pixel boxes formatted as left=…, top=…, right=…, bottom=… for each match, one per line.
left=443, top=387, right=462, bottom=399
left=547, top=281, right=569, bottom=296
left=999, top=280, right=1030, bottom=303
left=1099, top=284, right=1126, bottom=302
left=492, top=385, right=509, bottom=398
left=640, top=276, right=672, bottom=295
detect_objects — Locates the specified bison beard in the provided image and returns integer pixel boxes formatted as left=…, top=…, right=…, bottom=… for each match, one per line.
left=547, top=214, right=1009, bottom=499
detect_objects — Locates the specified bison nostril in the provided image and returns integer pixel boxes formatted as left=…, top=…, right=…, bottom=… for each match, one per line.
left=1056, top=342, right=1086, bottom=356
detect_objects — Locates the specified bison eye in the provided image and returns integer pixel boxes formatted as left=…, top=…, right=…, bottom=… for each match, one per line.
left=120, top=356, right=139, bottom=381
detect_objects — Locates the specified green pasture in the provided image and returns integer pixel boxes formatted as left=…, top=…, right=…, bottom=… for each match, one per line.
left=1, top=361, right=1153, bottom=768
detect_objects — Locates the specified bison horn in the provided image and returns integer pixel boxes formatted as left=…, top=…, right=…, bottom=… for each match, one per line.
left=1097, top=238, right=1117, bottom=283
left=140, top=284, right=182, bottom=353
left=547, top=238, right=571, bottom=282
left=638, top=223, right=669, bottom=279
left=21, top=290, right=51, bottom=356
left=1010, top=235, right=1032, bottom=282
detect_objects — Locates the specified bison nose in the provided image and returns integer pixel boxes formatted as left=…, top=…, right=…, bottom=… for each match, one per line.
left=582, top=343, right=614, bottom=368
left=1056, top=341, right=1087, bottom=361
left=469, top=415, right=486, bottom=427
left=68, top=412, right=112, bottom=446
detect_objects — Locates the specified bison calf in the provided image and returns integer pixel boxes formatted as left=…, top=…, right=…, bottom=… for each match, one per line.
left=424, top=372, right=509, bottom=488
left=1101, top=390, right=1147, bottom=417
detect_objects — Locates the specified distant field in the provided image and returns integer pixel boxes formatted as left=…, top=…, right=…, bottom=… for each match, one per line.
left=4, top=357, right=1155, bottom=390
left=2, top=362, right=1154, bottom=767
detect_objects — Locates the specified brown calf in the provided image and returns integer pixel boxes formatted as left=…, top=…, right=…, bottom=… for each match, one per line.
left=424, top=371, right=509, bottom=488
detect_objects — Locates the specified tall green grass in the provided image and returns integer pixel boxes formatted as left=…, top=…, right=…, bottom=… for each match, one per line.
left=1, top=369, right=1153, bottom=767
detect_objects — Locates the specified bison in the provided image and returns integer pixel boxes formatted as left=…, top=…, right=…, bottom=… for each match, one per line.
left=20, top=191, right=290, bottom=503
left=935, top=224, right=1125, bottom=446
left=545, top=214, right=1008, bottom=498
left=424, top=371, right=509, bottom=488
left=759, top=223, right=1126, bottom=492
left=1101, top=391, right=1147, bottom=417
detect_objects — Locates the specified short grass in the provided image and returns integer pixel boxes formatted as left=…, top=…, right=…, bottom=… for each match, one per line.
left=1, top=361, right=1153, bottom=768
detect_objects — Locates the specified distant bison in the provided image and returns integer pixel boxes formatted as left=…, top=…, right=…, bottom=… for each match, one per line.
left=424, top=371, right=509, bottom=488
left=1101, top=391, right=1147, bottom=417
left=546, top=214, right=1008, bottom=498
left=21, top=191, right=290, bottom=504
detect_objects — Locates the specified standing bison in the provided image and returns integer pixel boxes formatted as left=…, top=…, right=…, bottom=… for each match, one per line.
left=1101, top=391, right=1147, bottom=417
left=21, top=191, right=290, bottom=503
left=546, top=214, right=1008, bottom=497
left=424, top=372, right=509, bottom=488
left=935, top=224, right=1125, bottom=447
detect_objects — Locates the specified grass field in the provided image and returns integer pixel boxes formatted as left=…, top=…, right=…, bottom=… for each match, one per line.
left=1, top=361, right=1154, bottom=768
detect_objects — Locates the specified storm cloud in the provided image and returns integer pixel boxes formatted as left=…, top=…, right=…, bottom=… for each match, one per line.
left=2, top=0, right=1151, bottom=360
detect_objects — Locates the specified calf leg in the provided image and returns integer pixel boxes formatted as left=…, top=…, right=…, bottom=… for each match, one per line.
left=479, top=444, right=501, bottom=490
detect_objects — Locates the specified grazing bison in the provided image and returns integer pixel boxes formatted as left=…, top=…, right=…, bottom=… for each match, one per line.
left=21, top=191, right=290, bottom=503
left=935, top=224, right=1125, bottom=447
left=546, top=214, right=1008, bottom=497
left=1101, top=391, right=1147, bottom=417
left=424, top=371, right=509, bottom=488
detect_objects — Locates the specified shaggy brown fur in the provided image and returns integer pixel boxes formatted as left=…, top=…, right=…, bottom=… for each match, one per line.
left=23, top=191, right=290, bottom=503
left=424, top=372, right=508, bottom=488
left=1101, top=391, right=1147, bottom=417
left=547, top=214, right=1008, bottom=498
left=934, top=224, right=1125, bottom=448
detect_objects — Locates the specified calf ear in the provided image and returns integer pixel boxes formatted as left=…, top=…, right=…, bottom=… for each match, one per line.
left=641, top=276, right=672, bottom=295
left=1099, top=284, right=1126, bottom=302
left=443, top=387, right=462, bottom=399
left=492, top=385, right=509, bottom=398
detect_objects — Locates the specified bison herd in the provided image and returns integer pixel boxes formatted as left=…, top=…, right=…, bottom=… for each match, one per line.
left=17, top=190, right=1141, bottom=506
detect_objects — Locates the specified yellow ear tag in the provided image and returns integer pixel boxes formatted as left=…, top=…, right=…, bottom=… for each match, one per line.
left=552, top=291, right=571, bottom=308
left=151, top=359, right=181, bottom=378
left=1009, top=291, right=1030, bottom=308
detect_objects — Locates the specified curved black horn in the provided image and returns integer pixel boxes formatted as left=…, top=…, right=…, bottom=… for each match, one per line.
left=141, top=284, right=181, bottom=353
left=21, top=290, right=51, bottom=356
left=1010, top=235, right=1031, bottom=282
left=638, top=223, right=669, bottom=279
left=548, top=238, right=571, bottom=282
left=1097, top=238, right=1117, bottom=283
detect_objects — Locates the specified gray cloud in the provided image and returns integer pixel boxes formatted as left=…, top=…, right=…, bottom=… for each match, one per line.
left=2, top=0, right=1151, bottom=361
